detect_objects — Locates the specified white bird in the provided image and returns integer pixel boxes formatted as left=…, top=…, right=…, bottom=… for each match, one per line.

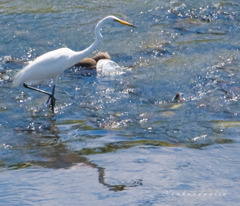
left=13, top=15, right=136, bottom=113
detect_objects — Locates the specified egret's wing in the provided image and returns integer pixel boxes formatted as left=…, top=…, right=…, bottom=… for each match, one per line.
left=13, top=48, right=73, bottom=86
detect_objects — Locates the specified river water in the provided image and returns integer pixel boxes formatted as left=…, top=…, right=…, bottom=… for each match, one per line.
left=1, top=0, right=240, bottom=205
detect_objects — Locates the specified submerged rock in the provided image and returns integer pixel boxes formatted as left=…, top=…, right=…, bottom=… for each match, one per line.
left=173, top=92, right=185, bottom=103
left=75, top=52, right=111, bottom=70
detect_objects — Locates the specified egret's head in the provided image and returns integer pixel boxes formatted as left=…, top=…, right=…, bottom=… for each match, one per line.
left=94, top=15, right=136, bottom=39
left=96, top=16, right=136, bottom=32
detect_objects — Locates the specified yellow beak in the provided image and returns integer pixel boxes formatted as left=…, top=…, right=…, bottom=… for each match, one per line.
left=114, top=18, right=137, bottom=28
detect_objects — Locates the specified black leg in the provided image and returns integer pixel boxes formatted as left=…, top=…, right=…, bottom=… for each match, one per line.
left=23, top=83, right=56, bottom=113
left=50, top=85, right=55, bottom=113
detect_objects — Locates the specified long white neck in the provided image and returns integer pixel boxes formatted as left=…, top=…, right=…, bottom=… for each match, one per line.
left=69, top=23, right=103, bottom=67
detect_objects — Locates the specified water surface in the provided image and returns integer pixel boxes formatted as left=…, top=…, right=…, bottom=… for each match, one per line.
left=1, top=0, right=240, bottom=205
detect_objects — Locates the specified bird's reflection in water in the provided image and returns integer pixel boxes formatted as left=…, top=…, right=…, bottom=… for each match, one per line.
left=15, top=117, right=142, bottom=192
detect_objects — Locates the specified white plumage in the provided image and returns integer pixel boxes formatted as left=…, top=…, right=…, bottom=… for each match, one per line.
left=13, top=16, right=136, bottom=112
left=13, top=48, right=75, bottom=86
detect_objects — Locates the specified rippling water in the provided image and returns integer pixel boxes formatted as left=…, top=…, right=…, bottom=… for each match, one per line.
left=1, top=0, right=240, bottom=205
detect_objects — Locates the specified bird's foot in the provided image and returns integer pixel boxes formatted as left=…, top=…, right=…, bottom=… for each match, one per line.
left=46, top=95, right=56, bottom=113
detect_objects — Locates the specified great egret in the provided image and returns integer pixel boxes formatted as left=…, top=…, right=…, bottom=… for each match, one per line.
left=13, top=16, right=136, bottom=113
